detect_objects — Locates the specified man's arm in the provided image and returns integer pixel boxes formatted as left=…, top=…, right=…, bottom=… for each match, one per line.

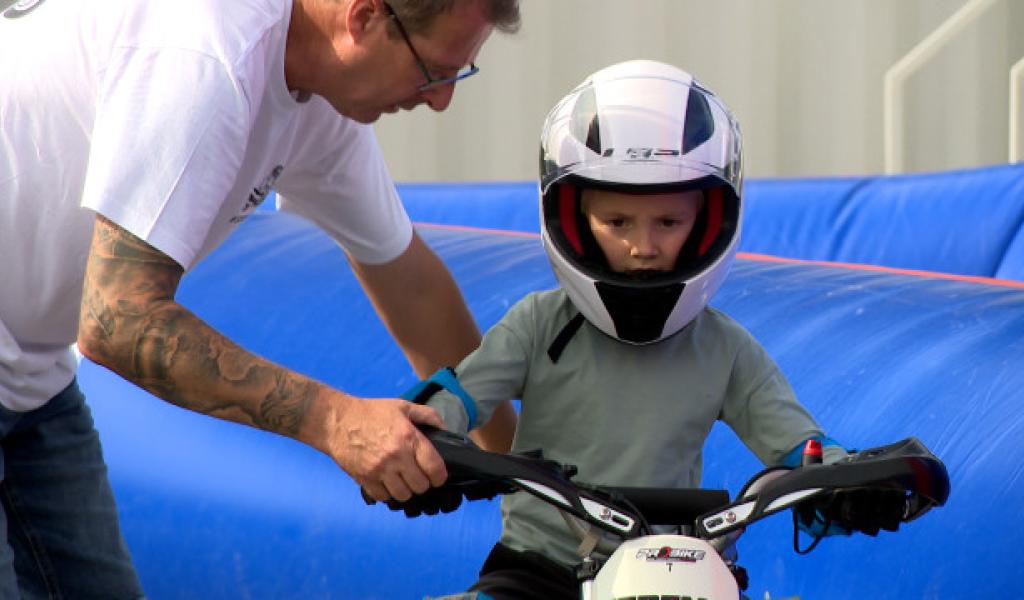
left=77, top=214, right=445, bottom=501
left=349, top=231, right=517, bottom=453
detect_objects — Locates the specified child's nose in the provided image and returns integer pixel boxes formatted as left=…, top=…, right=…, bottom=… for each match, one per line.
left=629, top=228, right=658, bottom=258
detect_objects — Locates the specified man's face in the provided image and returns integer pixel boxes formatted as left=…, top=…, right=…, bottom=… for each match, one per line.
left=326, top=0, right=493, bottom=123
left=583, top=188, right=704, bottom=274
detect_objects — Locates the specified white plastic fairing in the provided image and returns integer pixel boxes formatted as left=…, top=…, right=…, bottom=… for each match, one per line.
left=591, top=535, right=738, bottom=600
left=764, top=488, right=824, bottom=513
left=579, top=497, right=635, bottom=535
left=514, top=478, right=634, bottom=536
left=701, top=501, right=757, bottom=536
left=513, top=479, right=572, bottom=510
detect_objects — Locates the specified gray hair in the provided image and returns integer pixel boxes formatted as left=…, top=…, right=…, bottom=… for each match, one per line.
left=388, top=0, right=520, bottom=35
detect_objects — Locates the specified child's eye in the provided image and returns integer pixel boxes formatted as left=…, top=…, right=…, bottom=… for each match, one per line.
left=607, top=218, right=627, bottom=228
left=660, top=218, right=682, bottom=227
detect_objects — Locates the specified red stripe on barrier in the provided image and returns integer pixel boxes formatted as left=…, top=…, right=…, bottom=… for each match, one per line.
left=412, top=222, right=1024, bottom=289
left=737, top=252, right=1024, bottom=289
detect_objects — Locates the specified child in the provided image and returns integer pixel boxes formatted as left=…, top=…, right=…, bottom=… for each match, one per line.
left=411, top=60, right=847, bottom=599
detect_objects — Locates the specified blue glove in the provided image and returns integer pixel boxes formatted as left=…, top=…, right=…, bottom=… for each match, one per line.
left=784, top=439, right=908, bottom=547
left=782, top=436, right=853, bottom=540
left=795, top=498, right=853, bottom=539
left=807, top=488, right=907, bottom=537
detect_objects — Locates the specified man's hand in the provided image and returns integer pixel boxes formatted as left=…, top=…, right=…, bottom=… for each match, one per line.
left=377, top=485, right=465, bottom=517
left=307, top=394, right=448, bottom=502
left=362, top=427, right=515, bottom=517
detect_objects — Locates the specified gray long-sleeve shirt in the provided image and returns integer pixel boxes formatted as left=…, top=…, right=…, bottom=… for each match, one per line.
left=429, top=289, right=834, bottom=568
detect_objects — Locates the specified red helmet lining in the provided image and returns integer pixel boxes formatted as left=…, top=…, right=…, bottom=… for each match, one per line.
left=699, top=187, right=723, bottom=256
left=558, top=185, right=583, bottom=255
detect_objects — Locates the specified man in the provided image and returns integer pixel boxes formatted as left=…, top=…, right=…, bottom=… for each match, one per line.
left=0, top=0, right=518, bottom=596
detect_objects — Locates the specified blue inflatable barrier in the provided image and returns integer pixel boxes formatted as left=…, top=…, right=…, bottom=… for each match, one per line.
left=398, top=181, right=540, bottom=234
left=83, top=205, right=1024, bottom=599
left=398, top=162, right=1024, bottom=281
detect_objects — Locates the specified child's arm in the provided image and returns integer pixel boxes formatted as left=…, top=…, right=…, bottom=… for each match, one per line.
left=720, top=329, right=843, bottom=467
left=470, top=400, right=517, bottom=453
left=720, top=329, right=885, bottom=540
left=407, top=303, right=535, bottom=439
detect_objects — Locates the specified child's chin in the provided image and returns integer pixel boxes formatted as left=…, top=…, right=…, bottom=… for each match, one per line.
left=622, top=269, right=671, bottom=281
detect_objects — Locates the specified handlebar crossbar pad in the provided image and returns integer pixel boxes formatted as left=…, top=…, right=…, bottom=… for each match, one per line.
left=600, top=487, right=729, bottom=527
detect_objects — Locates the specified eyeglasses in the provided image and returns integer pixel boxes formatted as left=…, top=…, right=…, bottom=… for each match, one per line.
left=383, top=1, right=480, bottom=92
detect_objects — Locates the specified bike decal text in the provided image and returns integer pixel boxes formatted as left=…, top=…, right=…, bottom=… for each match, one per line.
left=635, top=545, right=706, bottom=563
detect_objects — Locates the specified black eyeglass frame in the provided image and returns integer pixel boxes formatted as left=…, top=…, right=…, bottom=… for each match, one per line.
left=383, top=1, right=480, bottom=92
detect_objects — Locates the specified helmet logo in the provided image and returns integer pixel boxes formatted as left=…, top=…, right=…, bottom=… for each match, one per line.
left=600, top=147, right=682, bottom=159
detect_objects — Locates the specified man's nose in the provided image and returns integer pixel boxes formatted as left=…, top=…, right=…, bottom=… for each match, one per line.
left=422, top=82, right=455, bottom=112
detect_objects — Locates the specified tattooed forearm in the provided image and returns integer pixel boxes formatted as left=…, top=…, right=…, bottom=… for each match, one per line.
left=78, top=215, right=316, bottom=438
left=262, top=376, right=317, bottom=434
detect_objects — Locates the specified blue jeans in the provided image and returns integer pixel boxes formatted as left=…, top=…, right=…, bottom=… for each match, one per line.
left=0, top=380, right=143, bottom=599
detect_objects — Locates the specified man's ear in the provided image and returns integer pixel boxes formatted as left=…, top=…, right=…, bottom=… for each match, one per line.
left=345, top=0, right=386, bottom=43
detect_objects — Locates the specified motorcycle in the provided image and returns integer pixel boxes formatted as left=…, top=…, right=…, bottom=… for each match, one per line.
left=367, top=430, right=950, bottom=600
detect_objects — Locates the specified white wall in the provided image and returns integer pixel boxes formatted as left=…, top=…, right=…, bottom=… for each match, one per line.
left=374, top=0, right=1024, bottom=181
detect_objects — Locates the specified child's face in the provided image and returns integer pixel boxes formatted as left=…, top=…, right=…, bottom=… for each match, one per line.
left=583, top=188, right=703, bottom=274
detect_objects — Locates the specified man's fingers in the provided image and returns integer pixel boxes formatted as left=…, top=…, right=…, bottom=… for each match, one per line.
left=381, top=472, right=412, bottom=502
left=403, top=403, right=448, bottom=487
left=406, top=403, right=445, bottom=430
left=414, top=429, right=448, bottom=487
left=400, top=462, right=432, bottom=496
left=402, top=403, right=447, bottom=489
left=362, top=480, right=391, bottom=503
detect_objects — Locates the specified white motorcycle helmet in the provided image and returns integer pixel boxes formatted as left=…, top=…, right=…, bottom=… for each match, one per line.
left=540, top=60, right=743, bottom=344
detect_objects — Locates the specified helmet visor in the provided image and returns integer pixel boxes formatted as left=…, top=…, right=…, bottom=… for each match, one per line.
left=539, top=69, right=742, bottom=195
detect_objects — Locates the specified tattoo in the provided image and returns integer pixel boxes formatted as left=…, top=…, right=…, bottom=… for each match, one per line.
left=262, top=377, right=317, bottom=434
left=79, top=216, right=313, bottom=437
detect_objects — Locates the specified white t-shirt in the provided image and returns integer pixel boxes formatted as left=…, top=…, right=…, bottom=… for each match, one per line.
left=0, top=0, right=413, bottom=411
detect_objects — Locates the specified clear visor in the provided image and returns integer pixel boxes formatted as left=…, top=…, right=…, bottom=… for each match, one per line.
left=543, top=182, right=738, bottom=289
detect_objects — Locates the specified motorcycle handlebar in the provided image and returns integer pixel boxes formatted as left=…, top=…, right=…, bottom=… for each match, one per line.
left=381, top=429, right=949, bottom=543
left=697, top=437, right=951, bottom=538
